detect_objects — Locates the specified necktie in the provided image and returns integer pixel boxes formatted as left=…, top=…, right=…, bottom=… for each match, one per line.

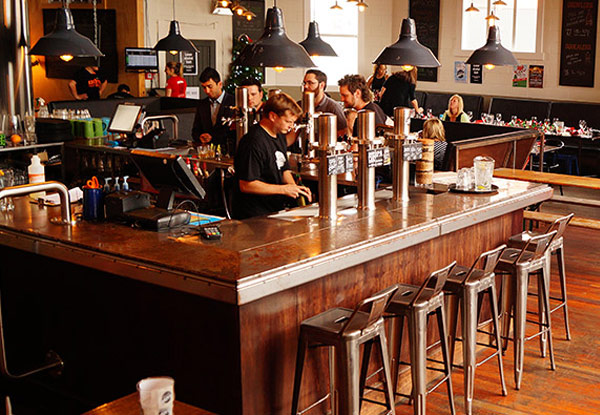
left=210, top=99, right=219, bottom=126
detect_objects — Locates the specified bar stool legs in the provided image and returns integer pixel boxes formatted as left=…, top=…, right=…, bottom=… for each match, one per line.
left=555, top=245, right=571, bottom=340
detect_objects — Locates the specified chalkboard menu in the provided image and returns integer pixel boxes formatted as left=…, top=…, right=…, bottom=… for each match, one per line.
left=232, top=0, right=265, bottom=44
left=559, top=0, right=598, bottom=87
left=409, top=0, right=440, bottom=82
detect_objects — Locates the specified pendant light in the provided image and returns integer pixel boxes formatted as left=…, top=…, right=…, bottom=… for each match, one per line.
left=233, top=5, right=315, bottom=70
left=154, top=0, right=198, bottom=55
left=30, top=3, right=103, bottom=62
left=330, top=1, right=343, bottom=10
left=356, top=1, right=368, bottom=12
left=465, top=2, right=479, bottom=12
left=300, top=21, right=337, bottom=57
left=466, top=25, right=518, bottom=70
left=493, top=0, right=507, bottom=5
left=373, top=18, right=440, bottom=69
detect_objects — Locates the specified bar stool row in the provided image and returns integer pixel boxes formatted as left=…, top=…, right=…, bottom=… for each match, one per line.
left=291, top=213, right=574, bottom=415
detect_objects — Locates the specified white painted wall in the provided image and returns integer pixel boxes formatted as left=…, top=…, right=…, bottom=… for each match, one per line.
left=144, top=0, right=600, bottom=103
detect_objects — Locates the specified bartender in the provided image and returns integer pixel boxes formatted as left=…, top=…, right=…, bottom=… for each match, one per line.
left=69, top=65, right=107, bottom=100
left=233, top=93, right=312, bottom=219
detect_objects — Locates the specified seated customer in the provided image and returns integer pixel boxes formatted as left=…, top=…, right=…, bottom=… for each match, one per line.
left=421, top=118, right=447, bottom=171
left=441, top=94, right=470, bottom=123
left=106, top=84, right=134, bottom=99
left=233, top=93, right=312, bottom=220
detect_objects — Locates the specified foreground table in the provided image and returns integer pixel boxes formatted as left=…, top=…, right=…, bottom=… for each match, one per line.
left=82, top=393, right=215, bottom=415
left=0, top=176, right=551, bottom=414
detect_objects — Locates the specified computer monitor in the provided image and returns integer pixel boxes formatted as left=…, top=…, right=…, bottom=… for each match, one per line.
left=108, top=103, right=144, bottom=134
left=125, top=47, right=159, bottom=71
left=130, top=150, right=206, bottom=210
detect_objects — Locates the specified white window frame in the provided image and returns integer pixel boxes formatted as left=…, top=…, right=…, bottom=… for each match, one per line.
left=307, top=0, right=359, bottom=91
left=457, top=0, right=544, bottom=61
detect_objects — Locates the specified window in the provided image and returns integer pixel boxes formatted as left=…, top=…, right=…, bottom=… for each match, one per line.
left=310, top=0, right=358, bottom=87
left=461, top=0, right=539, bottom=53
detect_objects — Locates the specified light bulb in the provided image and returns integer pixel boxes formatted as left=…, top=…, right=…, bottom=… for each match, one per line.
left=60, top=54, right=74, bottom=62
left=401, top=65, right=414, bottom=71
left=484, top=64, right=495, bottom=70
left=218, top=0, right=229, bottom=6
left=169, top=50, right=179, bottom=55
left=357, top=1, right=368, bottom=11
left=235, top=8, right=244, bottom=15
left=274, top=66, right=285, bottom=73
left=245, top=14, right=252, bottom=20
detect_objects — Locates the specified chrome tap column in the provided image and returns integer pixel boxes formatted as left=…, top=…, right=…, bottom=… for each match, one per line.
left=318, top=114, right=338, bottom=219
left=301, top=91, right=316, bottom=158
left=0, top=0, right=34, bottom=117
left=235, top=86, right=249, bottom=147
left=391, top=107, right=411, bottom=202
left=357, top=110, right=376, bottom=210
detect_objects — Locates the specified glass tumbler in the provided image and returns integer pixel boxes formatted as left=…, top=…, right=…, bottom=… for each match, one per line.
left=473, top=156, right=495, bottom=191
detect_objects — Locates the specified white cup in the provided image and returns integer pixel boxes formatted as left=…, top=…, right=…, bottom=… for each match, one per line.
left=137, top=376, right=174, bottom=415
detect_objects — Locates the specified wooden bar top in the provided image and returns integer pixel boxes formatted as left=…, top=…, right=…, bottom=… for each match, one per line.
left=0, top=174, right=552, bottom=305
left=494, top=167, right=600, bottom=189
left=82, top=393, right=215, bottom=415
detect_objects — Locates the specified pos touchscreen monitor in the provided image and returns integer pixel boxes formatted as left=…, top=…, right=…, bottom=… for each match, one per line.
left=108, top=103, right=144, bottom=134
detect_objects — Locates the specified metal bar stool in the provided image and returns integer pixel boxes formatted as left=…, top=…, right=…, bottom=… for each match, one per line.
left=444, top=245, right=507, bottom=415
left=509, top=213, right=574, bottom=342
left=385, top=262, right=457, bottom=415
left=495, top=230, right=558, bottom=390
left=291, top=285, right=398, bottom=415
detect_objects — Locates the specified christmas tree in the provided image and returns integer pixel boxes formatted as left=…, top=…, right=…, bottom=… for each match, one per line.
left=225, top=34, right=264, bottom=94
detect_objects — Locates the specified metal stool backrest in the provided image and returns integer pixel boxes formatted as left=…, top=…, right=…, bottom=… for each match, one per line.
left=409, top=261, right=457, bottom=308
left=339, top=285, right=398, bottom=336
left=509, top=230, right=558, bottom=265
left=457, top=245, right=507, bottom=285
left=543, top=212, right=574, bottom=240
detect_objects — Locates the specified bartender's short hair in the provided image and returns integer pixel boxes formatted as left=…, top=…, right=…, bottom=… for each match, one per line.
left=262, top=92, right=302, bottom=118
left=200, top=67, right=221, bottom=84
left=338, top=74, right=372, bottom=102
left=240, top=77, right=262, bottom=88
left=305, top=69, right=327, bottom=88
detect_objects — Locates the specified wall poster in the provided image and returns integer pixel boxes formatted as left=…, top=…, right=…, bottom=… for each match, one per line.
left=559, top=0, right=598, bottom=87
left=529, top=65, right=544, bottom=88
left=470, top=64, right=482, bottom=84
left=454, top=62, right=467, bottom=83
left=512, top=65, right=528, bottom=87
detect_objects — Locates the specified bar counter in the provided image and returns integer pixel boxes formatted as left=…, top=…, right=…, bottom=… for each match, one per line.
left=0, top=177, right=552, bottom=414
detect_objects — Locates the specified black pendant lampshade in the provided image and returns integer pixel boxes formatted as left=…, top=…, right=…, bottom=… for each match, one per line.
left=466, top=25, right=518, bottom=67
left=154, top=20, right=199, bottom=54
left=373, top=18, right=440, bottom=67
left=300, top=21, right=337, bottom=57
left=30, top=7, right=103, bottom=58
left=233, top=7, right=315, bottom=68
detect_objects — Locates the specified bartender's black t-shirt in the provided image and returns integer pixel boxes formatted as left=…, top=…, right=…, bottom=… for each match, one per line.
left=73, top=67, right=104, bottom=100
left=233, top=124, right=291, bottom=219
left=352, top=102, right=388, bottom=137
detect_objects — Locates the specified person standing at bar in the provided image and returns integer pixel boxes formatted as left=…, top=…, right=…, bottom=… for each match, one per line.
left=233, top=93, right=312, bottom=219
left=165, top=62, right=187, bottom=98
left=378, top=67, right=422, bottom=117
left=301, top=70, right=347, bottom=137
left=338, top=74, right=390, bottom=137
left=240, top=77, right=264, bottom=124
left=69, top=66, right=106, bottom=100
left=366, top=64, right=388, bottom=103
left=191, top=67, right=235, bottom=152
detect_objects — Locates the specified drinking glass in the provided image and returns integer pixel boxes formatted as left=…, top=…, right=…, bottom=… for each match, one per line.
left=554, top=120, right=565, bottom=135
left=579, top=120, right=589, bottom=137
left=495, top=113, right=502, bottom=125
left=466, top=111, right=473, bottom=121
left=473, top=156, right=495, bottom=191
left=480, top=112, right=488, bottom=123
left=511, top=115, right=518, bottom=125
left=456, top=167, right=472, bottom=190
left=0, top=114, right=7, bottom=147
left=530, top=116, right=537, bottom=126
left=23, top=112, right=37, bottom=144
left=0, top=169, right=15, bottom=211
left=485, top=113, right=494, bottom=124
left=426, top=108, right=433, bottom=119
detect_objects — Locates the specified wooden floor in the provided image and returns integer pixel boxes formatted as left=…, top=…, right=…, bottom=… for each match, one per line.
left=362, top=225, right=600, bottom=415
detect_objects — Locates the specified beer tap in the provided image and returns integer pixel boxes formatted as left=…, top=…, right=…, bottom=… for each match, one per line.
left=316, top=113, right=354, bottom=220
left=388, top=107, right=422, bottom=202
left=356, top=110, right=390, bottom=210
left=221, top=86, right=249, bottom=147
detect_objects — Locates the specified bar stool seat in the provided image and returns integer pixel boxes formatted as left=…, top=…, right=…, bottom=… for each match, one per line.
left=444, top=245, right=508, bottom=415
left=384, top=262, right=457, bottom=415
left=495, top=230, right=558, bottom=390
left=291, top=285, right=398, bottom=415
left=508, top=213, right=574, bottom=341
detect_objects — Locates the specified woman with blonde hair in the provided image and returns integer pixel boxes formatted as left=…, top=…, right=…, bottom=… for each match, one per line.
left=165, top=62, right=187, bottom=98
left=366, top=64, right=388, bottom=102
left=442, top=94, right=470, bottom=123
left=421, top=118, right=448, bottom=170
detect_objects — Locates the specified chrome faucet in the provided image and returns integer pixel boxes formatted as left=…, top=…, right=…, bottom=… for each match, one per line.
left=140, top=114, right=180, bottom=140
left=0, top=181, right=72, bottom=225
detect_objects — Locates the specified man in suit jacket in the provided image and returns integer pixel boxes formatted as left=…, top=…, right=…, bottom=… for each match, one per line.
left=192, top=67, right=235, bottom=154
